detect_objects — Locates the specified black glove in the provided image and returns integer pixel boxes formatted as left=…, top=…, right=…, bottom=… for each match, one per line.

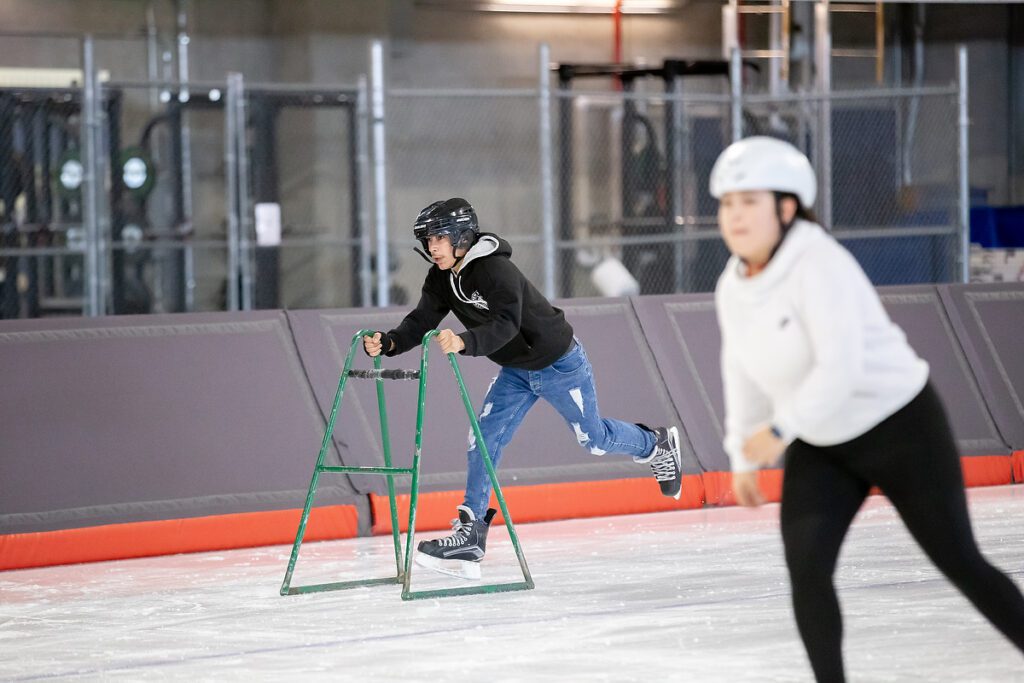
left=362, top=330, right=394, bottom=357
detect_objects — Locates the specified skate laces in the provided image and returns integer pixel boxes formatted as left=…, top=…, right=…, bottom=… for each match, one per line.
left=649, top=447, right=678, bottom=482
left=437, top=518, right=472, bottom=547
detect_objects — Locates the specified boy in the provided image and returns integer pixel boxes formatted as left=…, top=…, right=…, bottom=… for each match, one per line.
left=364, top=198, right=681, bottom=578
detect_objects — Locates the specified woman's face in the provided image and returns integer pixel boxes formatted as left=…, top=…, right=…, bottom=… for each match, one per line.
left=717, top=191, right=792, bottom=266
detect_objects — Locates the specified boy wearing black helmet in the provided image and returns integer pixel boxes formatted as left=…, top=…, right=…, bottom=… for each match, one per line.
left=362, top=197, right=682, bottom=579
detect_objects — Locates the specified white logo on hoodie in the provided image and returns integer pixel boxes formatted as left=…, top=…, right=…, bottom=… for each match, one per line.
left=467, top=291, right=489, bottom=310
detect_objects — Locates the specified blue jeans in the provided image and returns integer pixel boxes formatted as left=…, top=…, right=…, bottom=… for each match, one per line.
left=462, top=339, right=655, bottom=518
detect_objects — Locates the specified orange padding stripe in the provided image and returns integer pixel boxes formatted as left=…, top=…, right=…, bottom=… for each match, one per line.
left=961, top=455, right=1014, bottom=487
left=371, top=455, right=1016, bottom=534
left=1013, top=452, right=1024, bottom=484
left=370, top=475, right=706, bottom=534
left=702, top=470, right=785, bottom=507
left=0, top=505, right=359, bottom=572
left=3, top=456, right=1015, bottom=571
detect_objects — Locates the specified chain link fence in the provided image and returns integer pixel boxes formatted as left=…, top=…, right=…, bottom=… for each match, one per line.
left=385, top=87, right=546, bottom=305
left=0, top=38, right=969, bottom=319
left=740, top=87, right=962, bottom=286
left=0, top=35, right=88, bottom=318
left=554, top=89, right=735, bottom=297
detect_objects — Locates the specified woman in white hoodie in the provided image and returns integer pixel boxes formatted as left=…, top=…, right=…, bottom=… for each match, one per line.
left=712, top=136, right=1024, bottom=681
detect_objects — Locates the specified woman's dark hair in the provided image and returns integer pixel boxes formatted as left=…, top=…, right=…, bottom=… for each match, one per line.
left=753, top=192, right=817, bottom=265
left=774, top=192, right=818, bottom=225
left=737, top=191, right=819, bottom=268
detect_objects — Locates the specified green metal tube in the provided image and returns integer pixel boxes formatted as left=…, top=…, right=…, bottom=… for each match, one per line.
left=374, top=351, right=405, bottom=579
left=279, top=329, right=367, bottom=595
left=447, top=351, right=535, bottom=589
left=403, top=581, right=533, bottom=602
left=402, top=330, right=437, bottom=596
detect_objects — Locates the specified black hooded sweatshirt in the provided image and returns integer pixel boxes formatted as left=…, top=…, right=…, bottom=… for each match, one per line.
left=385, top=233, right=574, bottom=370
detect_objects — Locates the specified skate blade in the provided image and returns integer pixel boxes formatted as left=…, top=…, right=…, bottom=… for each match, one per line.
left=414, top=551, right=482, bottom=581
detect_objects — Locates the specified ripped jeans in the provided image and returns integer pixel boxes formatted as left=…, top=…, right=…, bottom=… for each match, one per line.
left=462, top=339, right=655, bottom=518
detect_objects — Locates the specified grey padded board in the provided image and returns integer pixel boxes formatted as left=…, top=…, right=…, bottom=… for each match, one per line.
left=881, top=286, right=1008, bottom=456
left=286, top=307, right=409, bottom=496
left=0, top=312, right=356, bottom=534
left=938, top=283, right=1024, bottom=450
left=631, top=293, right=730, bottom=473
left=287, top=298, right=695, bottom=497
left=633, top=286, right=1010, bottom=476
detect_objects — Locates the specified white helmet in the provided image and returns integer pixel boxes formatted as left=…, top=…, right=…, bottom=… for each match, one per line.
left=709, top=136, right=817, bottom=208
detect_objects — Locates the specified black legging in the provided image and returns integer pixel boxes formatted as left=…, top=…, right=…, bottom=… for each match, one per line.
left=781, top=382, right=1024, bottom=682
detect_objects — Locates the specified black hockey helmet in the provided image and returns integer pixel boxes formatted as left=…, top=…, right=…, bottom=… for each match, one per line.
left=413, top=197, right=479, bottom=252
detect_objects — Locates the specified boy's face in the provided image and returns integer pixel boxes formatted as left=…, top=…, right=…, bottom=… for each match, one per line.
left=426, top=234, right=466, bottom=270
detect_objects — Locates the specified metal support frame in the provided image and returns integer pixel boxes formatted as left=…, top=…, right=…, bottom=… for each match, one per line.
left=370, top=41, right=389, bottom=307
left=556, top=72, right=574, bottom=298
left=538, top=43, right=556, bottom=300
left=81, top=36, right=103, bottom=317
left=226, top=82, right=365, bottom=311
left=815, top=0, right=834, bottom=230
left=236, top=78, right=254, bottom=311
left=957, top=45, right=970, bottom=284
left=225, top=74, right=241, bottom=312
left=665, top=74, right=687, bottom=293
left=280, top=329, right=534, bottom=601
left=356, top=76, right=373, bottom=308
left=224, top=72, right=255, bottom=311
left=177, top=0, right=197, bottom=312
left=730, top=48, right=743, bottom=143
left=723, top=0, right=791, bottom=95
left=554, top=60, right=733, bottom=297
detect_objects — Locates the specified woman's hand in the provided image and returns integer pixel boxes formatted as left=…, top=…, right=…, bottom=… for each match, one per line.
left=731, top=470, right=765, bottom=507
left=742, top=426, right=786, bottom=467
left=436, top=329, right=465, bottom=355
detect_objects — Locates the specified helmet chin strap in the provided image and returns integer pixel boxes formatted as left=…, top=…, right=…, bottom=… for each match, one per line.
left=413, top=246, right=433, bottom=264
left=414, top=232, right=474, bottom=267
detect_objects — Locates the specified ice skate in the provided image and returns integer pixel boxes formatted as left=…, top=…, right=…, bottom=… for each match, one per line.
left=634, top=425, right=683, bottom=499
left=415, top=505, right=496, bottom=580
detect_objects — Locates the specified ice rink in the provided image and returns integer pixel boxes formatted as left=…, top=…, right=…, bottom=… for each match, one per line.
left=3, top=486, right=1023, bottom=682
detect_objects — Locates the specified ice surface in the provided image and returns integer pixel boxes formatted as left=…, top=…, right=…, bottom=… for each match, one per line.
left=2, top=486, right=1023, bottom=681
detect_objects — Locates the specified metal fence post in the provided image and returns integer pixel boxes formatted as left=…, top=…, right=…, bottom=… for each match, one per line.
left=177, top=0, right=196, bottom=311
left=225, top=73, right=240, bottom=312
left=371, top=40, right=389, bottom=307
left=957, top=45, right=970, bottom=284
left=815, top=0, right=833, bottom=230
left=235, top=75, right=254, bottom=310
left=538, top=43, right=556, bottom=300
left=667, top=74, right=685, bottom=292
left=729, top=47, right=743, bottom=143
left=81, top=35, right=102, bottom=317
left=357, top=76, right=373, bottom=308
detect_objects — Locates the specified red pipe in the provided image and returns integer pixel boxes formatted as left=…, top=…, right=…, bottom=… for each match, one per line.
left=613, top=0, right=623, bottom=90
left=613, top=0, right=623, bottom=64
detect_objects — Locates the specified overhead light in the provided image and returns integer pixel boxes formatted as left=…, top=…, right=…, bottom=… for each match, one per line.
left=419, top=0, right=682, bottom=14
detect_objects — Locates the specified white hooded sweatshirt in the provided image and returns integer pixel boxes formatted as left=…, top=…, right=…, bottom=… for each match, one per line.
left=715, top=220, right=930, bottom=473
